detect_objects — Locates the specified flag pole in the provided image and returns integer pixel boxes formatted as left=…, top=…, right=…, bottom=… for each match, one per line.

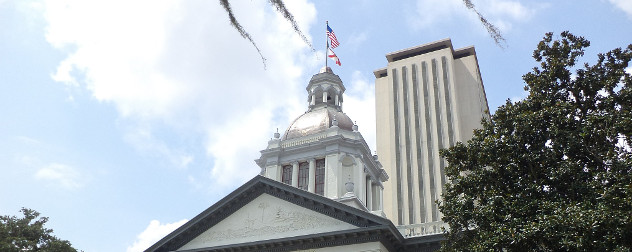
left=325, top=21, right=329, bottom=69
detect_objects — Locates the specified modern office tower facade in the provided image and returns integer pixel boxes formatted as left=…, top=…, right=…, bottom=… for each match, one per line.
left=374, top=39, right=490, bottom=234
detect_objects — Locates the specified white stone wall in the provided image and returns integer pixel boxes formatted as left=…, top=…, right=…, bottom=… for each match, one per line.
left=375, top=40, right=489, bottom=227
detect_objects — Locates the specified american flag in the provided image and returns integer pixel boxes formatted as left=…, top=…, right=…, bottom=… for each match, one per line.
left=327, top=24, right=340, bottom=49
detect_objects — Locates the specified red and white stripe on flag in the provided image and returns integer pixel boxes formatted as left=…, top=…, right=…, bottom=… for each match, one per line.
left=328, top=48, right=341, bottom=66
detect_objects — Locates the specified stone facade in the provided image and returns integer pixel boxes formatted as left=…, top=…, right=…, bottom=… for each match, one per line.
left=374, top=39, right=489, bottom=229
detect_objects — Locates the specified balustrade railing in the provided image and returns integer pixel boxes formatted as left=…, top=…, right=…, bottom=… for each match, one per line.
left=397, top=221, right=448, bottom=237
left=280, top=132, right=328, bottom=148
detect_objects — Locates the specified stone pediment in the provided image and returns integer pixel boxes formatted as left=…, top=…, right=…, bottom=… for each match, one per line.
left=179, top=194, right=358, bottom=250
left=146, top=176, right=395, bottom=252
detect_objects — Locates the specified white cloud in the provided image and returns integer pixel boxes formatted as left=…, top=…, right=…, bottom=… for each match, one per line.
left=44, top=0, right=187, bottom=119
left=411, top=0, right=465, bottom=29
left=205, top=108, right=276, bottom=188
left=345, top=31, right=368, bottom=52
left=127, top=219, right=188, bottom=252
left=34, top=163, right=84, bottom=189
left=41, top=0, right=319, bottom=191
left=122, top=123, right=194, bottom=169
left=510, top=90, right=529, bottom=103
left=485, top=0, right=535, bottom=32
left=487, top=0, right=534, bottom=21
left=609, top=0, right=632, bottom=18
left=15, top=136, right=43, bottom=146
left=411, top=0, right=538, bottom=32
left=344, top=71, right=377, bottom=152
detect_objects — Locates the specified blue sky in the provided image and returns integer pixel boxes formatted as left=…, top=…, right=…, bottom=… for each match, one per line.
left=1, top=0, right=631, bottom=251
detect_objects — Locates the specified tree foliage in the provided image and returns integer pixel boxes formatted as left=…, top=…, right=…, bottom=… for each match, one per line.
left=439, top=32, right=632, bottom=251
left=0, top=208, right=78, bottom=252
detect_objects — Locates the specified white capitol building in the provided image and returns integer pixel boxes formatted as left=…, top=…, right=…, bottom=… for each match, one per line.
left=147, top=38, right=489, bottom=252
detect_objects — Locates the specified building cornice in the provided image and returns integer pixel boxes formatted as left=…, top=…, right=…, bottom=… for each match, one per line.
left=145, top=176, right=409, bottom=252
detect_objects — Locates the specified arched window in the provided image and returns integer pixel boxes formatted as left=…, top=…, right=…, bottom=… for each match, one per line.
left=312, top=86, right=324, bottom=105
left=324, top=87, right=336, bottom=105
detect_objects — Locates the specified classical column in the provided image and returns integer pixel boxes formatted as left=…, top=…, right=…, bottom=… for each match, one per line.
left=335, top=94, right=339, bottom=106
left=308, top=159, right=316, bottom=193
left=366, top=178, right=373, bottom=211
left=379, top=185, right=384, bottom=211
left=323, top=91, right=328, bottom=103
left=291, top=162, right=299, bottom=187
left=358, top=167, right=365, bottom=202
left=311, top=94, right=316, bottom=105
left=372, top=184, right=378, bottom=210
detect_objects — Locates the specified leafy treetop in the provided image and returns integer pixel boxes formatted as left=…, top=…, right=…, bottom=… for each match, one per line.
left=439, top=31, right=632, bottom=251
left=0, top=208, right=78, bottom=252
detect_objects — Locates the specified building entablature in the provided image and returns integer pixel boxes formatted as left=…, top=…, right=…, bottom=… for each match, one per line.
left=257, top=127, right=386, bottom=185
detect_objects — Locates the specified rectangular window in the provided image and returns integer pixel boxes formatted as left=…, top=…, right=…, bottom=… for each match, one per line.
left=297, top=162, right=309, bottom=190
left=282, top=165, right=293, bottom=185
left=315, top=159, right=325, bottom=195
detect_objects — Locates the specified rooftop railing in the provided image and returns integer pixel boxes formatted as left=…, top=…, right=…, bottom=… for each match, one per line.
left=397, top=221, right=448, bottom=238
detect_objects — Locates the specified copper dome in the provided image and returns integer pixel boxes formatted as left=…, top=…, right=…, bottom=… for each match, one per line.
left=282, top=106, right=354, bottom=140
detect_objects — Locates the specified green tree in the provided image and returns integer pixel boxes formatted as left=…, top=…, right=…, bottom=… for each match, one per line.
left=439, top=31, right=632, bottom=251
left=0, top=208, right=78, bottom=252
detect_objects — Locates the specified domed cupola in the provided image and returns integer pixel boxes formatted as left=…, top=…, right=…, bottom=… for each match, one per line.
left=256, top=67, right=388, bottom=216
left=307, top=66, right=345, bottom=110
left=282, top=67, right=355, bottom=140
left=283, top=107, right=354, bottom=140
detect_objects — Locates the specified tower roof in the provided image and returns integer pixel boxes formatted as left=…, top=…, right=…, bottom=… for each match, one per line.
left=282, top=68, right=354, bottom=140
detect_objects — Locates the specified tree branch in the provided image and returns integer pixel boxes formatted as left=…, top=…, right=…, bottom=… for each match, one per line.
left=268, top=0, right=315, bottom=52
left=219, top=0, right=267, bottom=69
left=462, top=0, right=506, bottom=48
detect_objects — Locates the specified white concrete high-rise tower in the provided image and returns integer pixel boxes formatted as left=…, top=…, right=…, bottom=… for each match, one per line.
left=257, top=67, right=388, bottom=215
left=374, top=39, right=490, bottom=234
